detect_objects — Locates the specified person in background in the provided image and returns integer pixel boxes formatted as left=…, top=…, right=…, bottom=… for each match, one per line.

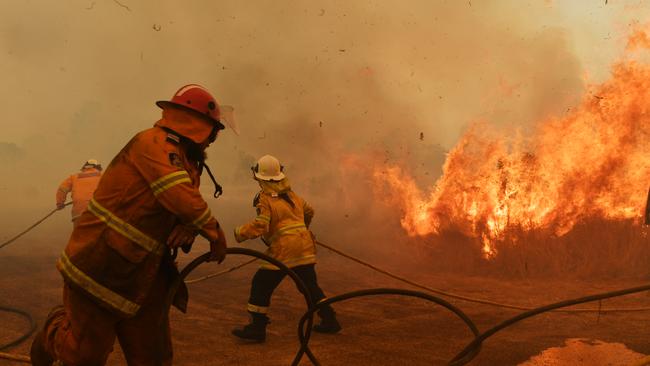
left=232, top=154, right=341, bottom=342
left=56, top=159, right=102, bottom=226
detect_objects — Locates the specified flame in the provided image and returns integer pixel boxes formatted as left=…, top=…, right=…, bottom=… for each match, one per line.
left=372, top=28, right=650, bottom=259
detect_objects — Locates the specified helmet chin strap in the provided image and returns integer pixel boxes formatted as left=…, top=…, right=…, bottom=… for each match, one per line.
left=201, top=161, right=223, bottom=198
left=200, top=125, right=223, bottom=198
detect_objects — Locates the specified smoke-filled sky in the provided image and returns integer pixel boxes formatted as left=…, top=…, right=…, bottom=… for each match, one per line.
left=1, top=0, right=650, bottom=238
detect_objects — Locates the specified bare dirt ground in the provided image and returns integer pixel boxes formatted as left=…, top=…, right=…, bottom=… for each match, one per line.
left=1, top=246, right=649, bottom=366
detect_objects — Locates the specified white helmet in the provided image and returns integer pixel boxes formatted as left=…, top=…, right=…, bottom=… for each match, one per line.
left=82, top=159, right=101, bottom=170
left=252, top=155, right=285, bottom=181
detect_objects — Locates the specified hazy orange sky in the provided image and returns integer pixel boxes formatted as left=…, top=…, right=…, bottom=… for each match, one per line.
left=1, top=0, right=650, bottom=225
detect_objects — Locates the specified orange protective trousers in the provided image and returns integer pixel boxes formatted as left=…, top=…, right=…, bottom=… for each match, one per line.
left=41, top=272, right=171, bottom=366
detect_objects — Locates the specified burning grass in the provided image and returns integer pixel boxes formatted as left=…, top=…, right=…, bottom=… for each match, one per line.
left=385, top=219, right=649, bottom=279
left=360, top=26, right=650, bottom=279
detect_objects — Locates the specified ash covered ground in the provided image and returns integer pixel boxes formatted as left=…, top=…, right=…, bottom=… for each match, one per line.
left=1, top=212, right=649, bottom=365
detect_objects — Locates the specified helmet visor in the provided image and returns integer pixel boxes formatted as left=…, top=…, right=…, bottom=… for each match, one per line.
left=219, top=105, right=239, bottom=136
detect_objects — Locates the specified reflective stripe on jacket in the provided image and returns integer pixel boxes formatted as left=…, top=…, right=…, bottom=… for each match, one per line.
left=58, top=118, right=221, bottom=317
left=234, top=183, right=316, bottom=270
left=56, top=168, right=102, bottom=220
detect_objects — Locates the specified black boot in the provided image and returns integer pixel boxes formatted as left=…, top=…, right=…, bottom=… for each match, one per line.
left=313, top=306, right=341, bottom=334
left=232, top=312, right=269, bottom=342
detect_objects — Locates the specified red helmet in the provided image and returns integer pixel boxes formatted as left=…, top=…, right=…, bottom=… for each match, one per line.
left=156, top=84, right=225, bottom=130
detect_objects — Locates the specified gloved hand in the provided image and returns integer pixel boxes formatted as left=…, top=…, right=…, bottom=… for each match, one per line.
left=233, top=227, right=245, bottom=243
left=56, top=203, right=66, bottom=210
left=167, top=224, right=198, bottom=250
left=208, top=224, right=227, bottom=263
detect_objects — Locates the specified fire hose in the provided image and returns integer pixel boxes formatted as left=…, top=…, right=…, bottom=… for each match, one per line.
left=0, top=202, right=71, bottom=250
left=168, top=249, right=481, bottom=366
left=177, top=249, right=650, bottom=366
left=294, top=285, right=650, bottom=366
left=0, top=305, right=36, bottom=352
left=2, top=215, right=650, bottom=364
left=184, top=257, right=257, bottom=284
left=2, top=244, right=650, bottom=365
left=163, top=248, right=319, bottom=366
left=188, top=240, right=650, bottom=313
left=447, top=282, right=650, bottom=365
left=0, top=202, right=71, bottom=363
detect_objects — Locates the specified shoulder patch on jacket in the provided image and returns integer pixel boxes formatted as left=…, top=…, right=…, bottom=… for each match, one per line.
left=169, top=152, right=183, bottom=168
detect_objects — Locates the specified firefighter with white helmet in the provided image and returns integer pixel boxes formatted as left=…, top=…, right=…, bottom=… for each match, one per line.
left=56, top=159, right=103, bottom=226
left=232, top=154, right=341, bottom=342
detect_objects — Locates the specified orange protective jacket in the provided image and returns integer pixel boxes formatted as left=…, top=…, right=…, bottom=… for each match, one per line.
left=57, top=108, right=222, bottom=317
left=56, top=167, right=102, bottom=220
left=234, top=179, right=316, bottom=270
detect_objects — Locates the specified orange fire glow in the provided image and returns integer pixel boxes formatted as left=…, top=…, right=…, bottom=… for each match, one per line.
left=372, top=29, right=650, bottom=259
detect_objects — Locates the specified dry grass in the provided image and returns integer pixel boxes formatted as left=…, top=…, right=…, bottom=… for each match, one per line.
left=417, top=219, right=650, bottom=280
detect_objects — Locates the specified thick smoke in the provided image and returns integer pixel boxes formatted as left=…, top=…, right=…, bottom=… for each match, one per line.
left=0, top=1, right=647, bottom=262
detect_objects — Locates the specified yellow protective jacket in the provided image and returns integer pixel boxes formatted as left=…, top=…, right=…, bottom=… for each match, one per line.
left=57, top=107, right=223, bottom=318
left=56, top=168, right=102, bottom=221
left=234, top=179, right=316, bottom=270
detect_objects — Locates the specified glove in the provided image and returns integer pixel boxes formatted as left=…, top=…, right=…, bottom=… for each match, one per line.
left=167, top=224, right=198, bottom=250
left=233, top=226, right=245, bottom=243
left=208, top=224, right=227, bottom=263
left=56, top=203, right=66, bottom=210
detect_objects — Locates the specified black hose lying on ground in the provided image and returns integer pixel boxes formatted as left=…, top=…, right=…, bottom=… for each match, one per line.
left=2, top=202, right=650, bottom=363
left=448, top=282, right=650, bottom=365
left=164, top=247, right=320, bottom=366
left=3, top=246, right=650, bottom=365
left=172, top=250, right=650, bottom=366
left=0, top=202, right=70, bottom=358
left=0, top=305, right=36, bottom=351
left=294, top=288, right=481, bottom=366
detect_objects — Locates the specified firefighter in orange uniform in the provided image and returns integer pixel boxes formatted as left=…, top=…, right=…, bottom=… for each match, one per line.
left=56, top=159, right=103, bottom=226
left=30, top=84, right=229, bottom=366
left=231, top=155, right=341, bottom=342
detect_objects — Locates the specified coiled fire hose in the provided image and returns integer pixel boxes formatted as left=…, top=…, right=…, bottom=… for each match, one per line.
left=175, top=249, right=650, bottom=366
left=0, top=202, right=71, bottom=363
left=294, top=288, right=481, bottom=366
left=166, top=249, right=481, bottom=366
left=163, top=248, right=320, bottom=366
left=0, top=305, right=36, bottom=363
left=2, top=224, right=650, bottom=364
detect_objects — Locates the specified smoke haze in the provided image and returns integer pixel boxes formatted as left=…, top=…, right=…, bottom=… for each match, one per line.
left=1, top=1, right=649, bottom=265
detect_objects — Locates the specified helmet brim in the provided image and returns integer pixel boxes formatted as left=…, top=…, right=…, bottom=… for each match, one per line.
left=254, top=171, right=286, bottom=182
left=156, top=101, right=225, bottom=130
